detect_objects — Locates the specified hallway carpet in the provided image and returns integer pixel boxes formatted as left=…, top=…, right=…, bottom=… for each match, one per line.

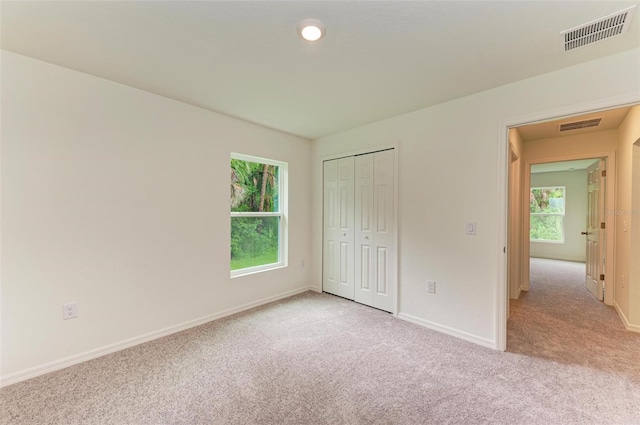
left=2, top=260, right=640, bottom=424
left=508, top=258, right=640, bottom=377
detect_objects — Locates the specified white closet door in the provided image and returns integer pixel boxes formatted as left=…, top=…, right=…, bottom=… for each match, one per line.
left=322, top=160, right=339, bottom=295
left=355, top=154, right=375, bottom=307
left=372, top=150, right=395, bottom=312
left=324, top=152, right=394, bottom=309
left=336, top=157, right=355, bottom=299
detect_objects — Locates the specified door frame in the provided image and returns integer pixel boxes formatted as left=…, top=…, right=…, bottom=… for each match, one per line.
left=496, top=93, right=640, bottom=351
left=523, top=153, right=615, bottom=301
left=319, top=142, right=400, bottom=315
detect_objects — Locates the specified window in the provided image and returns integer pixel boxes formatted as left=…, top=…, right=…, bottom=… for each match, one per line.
left=530, top=186, right=565, bottom=243
left=230, top=153, right=287, bottom=276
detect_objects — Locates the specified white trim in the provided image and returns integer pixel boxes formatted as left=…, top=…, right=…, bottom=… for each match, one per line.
left=524, top=152, right=616, bottom=304
left=529, top=255, right=586, bottom=263
left=398, top=313, right=496, bottom=349
left=496, top=94, right=640, bottom=352
left=231, top=152, right=285, bottom=168
left=392, top=143, right=400, bottom=316
left=0, top=286, right=315, bottom=388
left=496, top=120, right=509, bottom=351
left=230, top=262, right=287, bottom=278
left=231, top=212, right=284, bottom=217
left=614, top=302, right=640, bottom=333
left=319, top=143, right=399, bottom=163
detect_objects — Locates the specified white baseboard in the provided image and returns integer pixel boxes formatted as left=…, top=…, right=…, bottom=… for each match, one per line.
left=530, top=255, right=585, bottom=263
left=614, top=302, right=640, bottom=333
left=1, top=286, right=315, bottom=388
left=397, top=312, right=496, bottom=350
left=510, top=285, right=524, bottom=300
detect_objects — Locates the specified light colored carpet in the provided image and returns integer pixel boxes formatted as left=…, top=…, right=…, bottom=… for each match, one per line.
left=1, top=259, right=639, bottom=424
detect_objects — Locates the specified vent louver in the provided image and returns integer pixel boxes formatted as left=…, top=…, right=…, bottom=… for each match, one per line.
left=559, top=118, right=602, bottom=132
left=561, top=6, right=636, bottom=51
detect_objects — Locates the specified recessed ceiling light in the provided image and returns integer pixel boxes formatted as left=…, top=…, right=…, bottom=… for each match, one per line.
left=297, top=18, right=325, bottom=41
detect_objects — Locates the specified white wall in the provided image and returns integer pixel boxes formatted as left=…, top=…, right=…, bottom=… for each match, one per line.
left=311, top=48, right=640, bottom=348
left=530, top=170, right=588, bottom=262
left=1, top=51, right=313, bottom=384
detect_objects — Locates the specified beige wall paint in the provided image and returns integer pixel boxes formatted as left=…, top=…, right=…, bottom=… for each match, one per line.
left=508, top=129, right=524, bottom=299
left=524, top=130, right=618, bottom=162
left=530, top=170, right=588, bottom=262
left=615, top=105, right=640, bottom=328
left=632, top=142, right=640, bottom=326
left=1, top=51, right=313, bottom=383
left=311, top=49, right=640, bottom=348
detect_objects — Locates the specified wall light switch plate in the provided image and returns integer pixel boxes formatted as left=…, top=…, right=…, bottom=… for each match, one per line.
left=427, top=281, right=436, bottom=294
left=466, top=222, right=477, bottom=235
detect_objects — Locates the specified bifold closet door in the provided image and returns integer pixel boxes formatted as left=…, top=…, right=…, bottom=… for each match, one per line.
left=323, top=157, right=355, bottom=299
left=355, top=150, right=395, bottom=312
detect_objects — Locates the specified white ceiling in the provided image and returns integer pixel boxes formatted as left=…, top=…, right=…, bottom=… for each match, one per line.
left=2, top=1, right=639, bottom=139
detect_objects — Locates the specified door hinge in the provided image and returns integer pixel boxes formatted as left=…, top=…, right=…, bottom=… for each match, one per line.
left=600, top=273, right=605, bottom=281
left=601, top=222, right=606, bottom=229
left=602, top=170, right=606, bottom=177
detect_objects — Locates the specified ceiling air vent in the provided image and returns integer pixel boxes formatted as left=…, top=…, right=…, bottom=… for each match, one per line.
left=559, top=118, right=602, bottom=132
left=561, top=6, right=636, bottom=51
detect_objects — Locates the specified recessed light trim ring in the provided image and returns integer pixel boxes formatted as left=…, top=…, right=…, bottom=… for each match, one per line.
left=297, top=18, right=326, bottom=41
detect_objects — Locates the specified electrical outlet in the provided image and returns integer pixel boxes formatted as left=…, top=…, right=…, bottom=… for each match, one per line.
left=63, top=302, right=77, bottom=320
left=427, top=281, right=436, bottom=294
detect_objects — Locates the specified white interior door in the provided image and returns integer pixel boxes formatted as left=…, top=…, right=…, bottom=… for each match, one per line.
left=371, top=150, right=395, bottom=312
left=323, top=160, right=339, bottom=295
left=337, top=157, right=355, bottom=299
left=585, top=159, right=605, bottom=301
left=354, top=150, right=395, bottom=312
left=324, top=151, right=394, bottom=310
left=355, top=154, right=375, bottom=307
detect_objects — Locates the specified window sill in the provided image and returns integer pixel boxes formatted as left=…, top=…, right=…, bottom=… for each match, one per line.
left=231, top=263, right=287, bottom=278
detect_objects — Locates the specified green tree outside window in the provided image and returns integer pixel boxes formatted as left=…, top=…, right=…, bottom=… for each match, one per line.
left=230, top=155, right=286, bottom=273
left=530, top=186, right=565, bottom=242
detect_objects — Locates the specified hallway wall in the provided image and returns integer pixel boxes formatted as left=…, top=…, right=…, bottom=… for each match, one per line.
left=615, top=105, right=640, bottom=329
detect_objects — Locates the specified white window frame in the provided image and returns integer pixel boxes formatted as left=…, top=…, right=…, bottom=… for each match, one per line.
left=230, top=153, right=288, bottom=277
left=530, top=185, right=566, bottom=244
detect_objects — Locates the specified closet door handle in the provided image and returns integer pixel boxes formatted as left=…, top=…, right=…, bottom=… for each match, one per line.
left=365, top=236, right=369, bottom=240
left=343, top=233, right=347, bottom=237
left=581, top=231, right=589, bottom=235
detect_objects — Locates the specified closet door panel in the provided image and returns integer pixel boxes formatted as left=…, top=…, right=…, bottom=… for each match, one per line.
left=322, top=160, right=339, bottom=295
left=355, top=154, right=375, bottom=306
left=336, top=157, right=355, bottom=299
left=373, top=150, right=395, bottom=312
